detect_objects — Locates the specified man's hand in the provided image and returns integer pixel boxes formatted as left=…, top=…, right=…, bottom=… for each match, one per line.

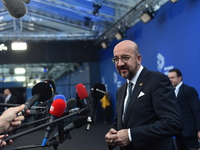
left=105, top=128, right=118, bottom=146
left=0, top=134, right=12, bottom=147
left=105, top=128, right=130, bottom=148
left=0, top=104, right=30, bottom=133
left=113, top=129, right=130, bottom=147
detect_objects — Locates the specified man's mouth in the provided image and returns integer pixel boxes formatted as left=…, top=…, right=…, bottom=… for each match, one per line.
left=119, top=69, right=128, bottom=73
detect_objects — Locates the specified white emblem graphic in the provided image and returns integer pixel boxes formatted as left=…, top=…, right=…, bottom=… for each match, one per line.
left=157, top=53, right=165, bottom=72
left=156, top=53, right=174, bottom=75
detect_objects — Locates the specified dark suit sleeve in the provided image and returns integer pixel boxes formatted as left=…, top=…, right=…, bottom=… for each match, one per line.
left=186, top=87, right=200, bottom=132
left=7, top=95, right=17, bottom=104
left=130, top=73, right=182, bottom=147
left=111, top=88, right=121, bottom=131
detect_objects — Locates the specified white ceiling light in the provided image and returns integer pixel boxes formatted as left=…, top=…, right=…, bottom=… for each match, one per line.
left=15, top=76, right=25, bottom=81
left=27, top=82, right=34, bottom=86
left=11, top=42, right=27, bottom=50
left=0, top=44, right=7, bottom=51
left=15, top=68, right=26, bottom=74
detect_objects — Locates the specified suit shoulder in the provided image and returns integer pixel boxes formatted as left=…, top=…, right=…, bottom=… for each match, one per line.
left=182, top=83, right=198, bottom=92
left=147, top=70, right=168, bottom=79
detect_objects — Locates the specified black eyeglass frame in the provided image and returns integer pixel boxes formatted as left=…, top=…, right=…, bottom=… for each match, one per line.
left=111, top=55, right=133, bottom=64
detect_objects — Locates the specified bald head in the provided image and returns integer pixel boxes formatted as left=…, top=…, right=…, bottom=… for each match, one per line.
left=114, top=40, right=140, bottom=56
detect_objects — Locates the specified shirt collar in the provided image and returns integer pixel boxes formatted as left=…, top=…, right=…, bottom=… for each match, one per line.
left=127, top=65, right=144, bottom=85
left=175, top=81, right=183, bottom=90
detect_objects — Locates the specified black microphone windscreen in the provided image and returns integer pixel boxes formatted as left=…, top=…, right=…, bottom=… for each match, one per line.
left=43, top=80, right=56, bottom=94
left=66, top=98, right=76, bottom=111
left=91, top=83, right=106, bottom=99
left=32, top=80, right=55, bottom=101
left=73, top=116, right=87, bottom=128
left=2, top=0, right=27, bottom=18
left=22, top=0, right=30, bottom=4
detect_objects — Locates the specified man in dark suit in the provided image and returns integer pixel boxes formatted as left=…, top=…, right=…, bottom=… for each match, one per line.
left=168, top=68, right=200, bottom=150
left=4, top=88, right=17, bottom=110
left=105, top=40, right=182, bottom=150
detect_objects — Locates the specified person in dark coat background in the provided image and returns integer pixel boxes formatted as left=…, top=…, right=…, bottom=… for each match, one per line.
left=3, top=88, right=17, bottom=110
left=168, top=68, right=200, bottom=150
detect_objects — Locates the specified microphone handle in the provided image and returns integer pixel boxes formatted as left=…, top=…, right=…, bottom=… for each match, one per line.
left=57, top=120, right=64, bottom=144
left=86, top=116, right=92, bottom=131
left=0, top=103, right=20, bottom=107
left=25, top=93, right=41, bottom=110
left=17, top=93, right=40, bottom=116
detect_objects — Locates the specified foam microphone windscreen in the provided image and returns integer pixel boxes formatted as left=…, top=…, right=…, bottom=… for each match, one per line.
left=91, top=83, right=106, bottom=99
left=66, top=98, right=76, bottom=111
left=53, top=95, right=66, bottom=102
left=1, top=0, right=27, bottom=18
left=21, top=0, right=30, bottom=4
left=44, top=80, right=56, bottom=95
left=76, top=83, right=89, bottom=100
left=73, top=116, right=87, bottom=128
left=32, top=80, right=55, bottom=101
left=49, top=99, right=66, bottom=117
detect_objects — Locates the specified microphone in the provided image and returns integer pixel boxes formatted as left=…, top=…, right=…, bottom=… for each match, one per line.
left=91, top=83, right=106, bottom=99
left=29, top=107, right=47, bottom=116
left=1, top=0, right=27, bottom=18
left=76, top=83, right=89, bottom=108
left=22, top=0, right=30, bottom=4
left=66, top=98, right=77, bottom=112
left=41, top=95, right=66, bottom=146
left=50, top=116, right=87, bottom=142
left=18, top=80, right=56, bottom=116
left=86, top=83, right=106, bottom=131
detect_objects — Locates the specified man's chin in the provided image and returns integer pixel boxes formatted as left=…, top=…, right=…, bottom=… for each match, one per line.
left=120, top=73, right=128, bottom=79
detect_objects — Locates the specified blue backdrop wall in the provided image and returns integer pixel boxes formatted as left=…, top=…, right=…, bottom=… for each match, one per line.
left=99, top=0, right=200, bottom=121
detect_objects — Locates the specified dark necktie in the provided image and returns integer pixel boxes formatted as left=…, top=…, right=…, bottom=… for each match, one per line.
left=174, top=87, right=177, bottom=97
left=122, top=82, right=133, bottom=123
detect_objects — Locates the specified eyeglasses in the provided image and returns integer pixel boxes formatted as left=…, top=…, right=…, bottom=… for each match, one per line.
left=111, top=55, right=132, bottom=64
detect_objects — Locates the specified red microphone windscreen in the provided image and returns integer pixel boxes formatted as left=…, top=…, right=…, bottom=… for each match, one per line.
left=49, top=99, right=66, bottom=117
left=76, top=83, right=89, bottom=100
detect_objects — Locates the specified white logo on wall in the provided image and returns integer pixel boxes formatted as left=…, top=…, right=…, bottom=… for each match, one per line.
left=157, top=53, right=174, bottom=75
left=113, top=72, right=121, bottom=88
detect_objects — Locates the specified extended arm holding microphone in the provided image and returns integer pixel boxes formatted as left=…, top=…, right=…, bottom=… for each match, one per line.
left=0, top=105, right=29, bottom=134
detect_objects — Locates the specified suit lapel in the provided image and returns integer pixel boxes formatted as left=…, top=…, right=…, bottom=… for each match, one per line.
left=177, top=84, right=183, bottom=100
left=123, top=67, right=148, bottom=125
left=118, top=83, right=127, bottom=129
